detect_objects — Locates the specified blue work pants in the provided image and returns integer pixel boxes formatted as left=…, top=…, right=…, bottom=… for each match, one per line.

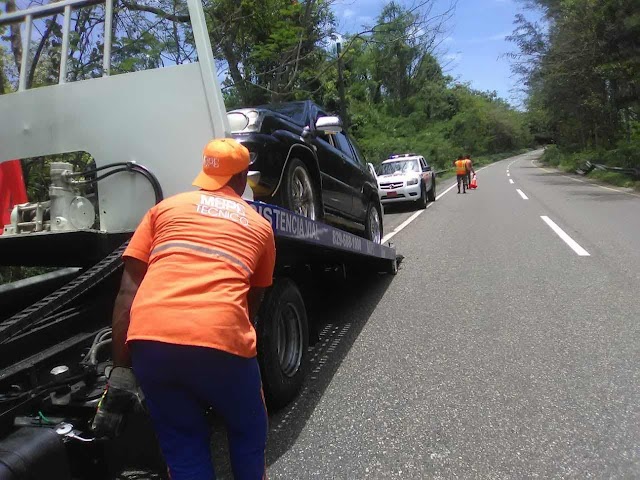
left=130, top=340, right=268, bottom=480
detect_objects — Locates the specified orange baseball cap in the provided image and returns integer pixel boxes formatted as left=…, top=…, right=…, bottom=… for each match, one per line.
left=192, top=138, right=250, bottom=191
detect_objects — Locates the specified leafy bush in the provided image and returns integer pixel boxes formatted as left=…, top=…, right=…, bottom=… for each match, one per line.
left=543, top=145, right=563, bottom=166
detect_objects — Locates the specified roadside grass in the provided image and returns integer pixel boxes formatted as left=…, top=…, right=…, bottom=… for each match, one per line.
left=588, top=170, right=640, bottom=190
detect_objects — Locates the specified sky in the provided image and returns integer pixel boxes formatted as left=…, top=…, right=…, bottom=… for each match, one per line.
left=332, top=0, right=544, bottom=107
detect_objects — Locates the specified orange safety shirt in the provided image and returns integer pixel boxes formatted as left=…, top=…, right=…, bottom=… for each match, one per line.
left=122, top=186, right=276, bottom=358
left=455, top=160, right=467, bottom=175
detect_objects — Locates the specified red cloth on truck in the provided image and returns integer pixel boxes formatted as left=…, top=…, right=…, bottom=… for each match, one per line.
left=0, top=160, right=28, bottom=229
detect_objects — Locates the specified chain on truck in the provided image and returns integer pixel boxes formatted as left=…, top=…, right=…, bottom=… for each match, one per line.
left=0, top=1, right=399, bottom=477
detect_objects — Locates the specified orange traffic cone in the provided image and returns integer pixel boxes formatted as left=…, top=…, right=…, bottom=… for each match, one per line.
left=469, top=174, right=477, bottom=189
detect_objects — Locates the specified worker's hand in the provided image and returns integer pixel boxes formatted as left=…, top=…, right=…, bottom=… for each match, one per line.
left=91, top=366, right=143, bottom=438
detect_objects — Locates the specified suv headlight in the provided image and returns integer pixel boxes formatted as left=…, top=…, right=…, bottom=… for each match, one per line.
left=227, top=109, right=264, bottom=133
left=407, top=178, right=419, bottom=186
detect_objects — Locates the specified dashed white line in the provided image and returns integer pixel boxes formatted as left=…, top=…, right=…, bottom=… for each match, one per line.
left=509, top=179, right=514, bottom=184
left=540, top=216, right=590, bottom=256
left=507, top=173, right=510, bottom=177
left=516, top=189, right=528, bottom=200
left=506, top=170, right=510, bottom=173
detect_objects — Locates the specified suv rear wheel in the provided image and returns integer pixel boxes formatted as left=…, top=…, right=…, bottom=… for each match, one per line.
left=365, top=202, right=382, bottom=244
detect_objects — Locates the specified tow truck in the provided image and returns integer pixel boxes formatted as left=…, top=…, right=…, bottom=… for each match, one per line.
left=0, top=0, right=399, bottom=477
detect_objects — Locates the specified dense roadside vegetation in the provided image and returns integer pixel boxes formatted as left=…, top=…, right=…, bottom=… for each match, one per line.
left=509, top=0, right=640, bottom=189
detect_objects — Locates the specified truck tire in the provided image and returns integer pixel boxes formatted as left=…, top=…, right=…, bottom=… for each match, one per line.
left=279, top=158, right=321, bottom=221
left=417, top=184, right=427, bottom=209
left=256, top=278, right=309, bottom=410
left=427, top=178, right=436, bottom=202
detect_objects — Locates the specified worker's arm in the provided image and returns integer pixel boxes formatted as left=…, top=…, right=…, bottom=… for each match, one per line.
left=112, top=257, right=147, bottom=367
left=248, top=287, right=266, bottom=324
left=249, top=229, right=275, bottom=324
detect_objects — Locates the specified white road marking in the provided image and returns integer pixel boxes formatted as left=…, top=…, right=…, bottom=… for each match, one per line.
left=507, top=173, right=510, bottom=177
left=506, top=170, right=510, bottom=173
left=382, top=210, right=424, bottom=244
left=509, top=179, right=514, bottom=184
left=516, top=189, right=528, bottom=200
left=435, top=182, right=458, bottom=201
left=381, top=163, right=497, bottom=244
left=540, top=216, right=590, bottom=256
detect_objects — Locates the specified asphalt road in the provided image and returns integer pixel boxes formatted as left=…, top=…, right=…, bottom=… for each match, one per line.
left=215, top=150, right=640, bottom=478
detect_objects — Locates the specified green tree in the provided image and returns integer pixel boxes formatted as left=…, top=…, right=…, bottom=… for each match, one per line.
left=509, top=0, right=640, bottom=156
left=207, top=0, right=336, bottom=105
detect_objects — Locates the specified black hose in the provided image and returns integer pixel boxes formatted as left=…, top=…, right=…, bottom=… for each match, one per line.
left=71, top=168, right=130, bottom=185
left=128, top=163, right=164, bottom=204
left=68, top=161, right=164, bottom=204
left=66, top=162, right=130, bottom=177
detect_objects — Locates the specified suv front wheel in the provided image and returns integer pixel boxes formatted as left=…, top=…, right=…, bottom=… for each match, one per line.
left=280, top=158, right=320, bottom=220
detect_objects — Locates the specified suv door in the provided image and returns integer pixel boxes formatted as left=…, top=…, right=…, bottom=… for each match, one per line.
left=342, top=134, right=371, bottom=221
left=311, top=110, right=351, bottom=215
left=331, top=131, right=366, bottom=218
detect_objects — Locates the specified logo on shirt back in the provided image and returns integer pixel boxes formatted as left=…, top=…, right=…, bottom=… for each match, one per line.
left=197, top=194, right=249, bottom=227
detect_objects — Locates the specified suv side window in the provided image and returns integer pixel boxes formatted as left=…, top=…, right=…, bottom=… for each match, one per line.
left=347, top=136, right=368, bottom=166
left=333, top=132, right=354, bottom=158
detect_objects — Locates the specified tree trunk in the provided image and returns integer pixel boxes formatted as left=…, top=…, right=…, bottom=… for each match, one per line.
left=6, top=0, right=23, bottom=72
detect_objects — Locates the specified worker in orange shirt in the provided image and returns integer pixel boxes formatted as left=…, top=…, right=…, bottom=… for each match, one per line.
left=454, top=155, right=468, bottom=193
left=464, top=154, right=475, bottom=189
left=96, top=138, right=276, bottom=480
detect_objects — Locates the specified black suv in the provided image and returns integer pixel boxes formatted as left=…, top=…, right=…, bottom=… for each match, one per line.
left=227, top=101, right=383, bottom=243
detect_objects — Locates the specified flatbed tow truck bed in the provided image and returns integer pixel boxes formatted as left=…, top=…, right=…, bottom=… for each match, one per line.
left=0, top=202, right=398, bottom=479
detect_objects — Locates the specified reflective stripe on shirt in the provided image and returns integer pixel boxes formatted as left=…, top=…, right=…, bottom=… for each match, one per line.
left=151, top=241, right=252, bottom=276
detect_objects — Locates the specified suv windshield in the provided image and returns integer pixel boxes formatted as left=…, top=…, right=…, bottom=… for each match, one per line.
left=378, top=160, right=420, bottom=175
left=261, top=102, right=307, bottom=125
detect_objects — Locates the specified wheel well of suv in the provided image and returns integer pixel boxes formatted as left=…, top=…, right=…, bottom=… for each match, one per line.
left=278, top=144, right=325, bottom=217
left=363, top=183, right=380, bottom=205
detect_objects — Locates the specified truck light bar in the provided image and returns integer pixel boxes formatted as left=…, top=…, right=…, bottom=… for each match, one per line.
left=389, top=153, right=419, bottom=159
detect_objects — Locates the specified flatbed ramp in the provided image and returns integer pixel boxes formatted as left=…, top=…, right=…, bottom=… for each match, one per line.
left=251, top=201, right=398, bottom=274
